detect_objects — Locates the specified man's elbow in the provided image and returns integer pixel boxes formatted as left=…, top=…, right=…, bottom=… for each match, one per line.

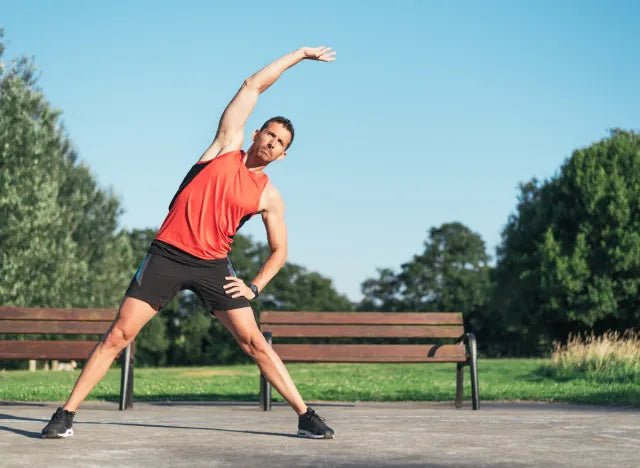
left=272, top=246, right=288, bottom=267
left=244, top=77, right=264, bottom=93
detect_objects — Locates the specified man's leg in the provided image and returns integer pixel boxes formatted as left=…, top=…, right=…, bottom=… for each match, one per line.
left=213, top=307, right=307, bottom=415
left=63, top=297, right=158, bottom=412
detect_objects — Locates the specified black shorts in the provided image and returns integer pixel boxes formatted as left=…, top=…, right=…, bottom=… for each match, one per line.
left=125, top=241, right=250, bottom=311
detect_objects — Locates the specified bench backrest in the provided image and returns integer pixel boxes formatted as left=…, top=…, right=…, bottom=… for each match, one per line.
left=259, top=311, right=468, bottom=363
left=0, top=306, right=118, bottom=360
left=260, top=311, right=464, bottom=337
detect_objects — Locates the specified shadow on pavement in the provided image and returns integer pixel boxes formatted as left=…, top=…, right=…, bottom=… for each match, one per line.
left=149, top=400, right=355, bottom=409
left=0, top=425, right=42, bottom=439
left=0, top=413, right=299, bottom=439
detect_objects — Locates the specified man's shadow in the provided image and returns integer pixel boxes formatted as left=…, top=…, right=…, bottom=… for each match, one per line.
left=0, top=413, right=300, bottom=439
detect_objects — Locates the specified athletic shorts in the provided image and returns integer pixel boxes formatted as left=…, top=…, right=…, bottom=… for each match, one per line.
left=124, top=240, right=250, bottom=311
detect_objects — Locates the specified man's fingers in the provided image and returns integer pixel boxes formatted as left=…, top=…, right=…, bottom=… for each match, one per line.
left=320, top=50, right=336, bottom=62
left=306, top=46, right=335, bottom=61
left=223, top=276, right=249, bottom=298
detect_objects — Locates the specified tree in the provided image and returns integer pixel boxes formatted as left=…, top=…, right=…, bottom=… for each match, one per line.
left=0, top=30, right=133, bottom=308
left=493, top=129, right=640, bottom=351
left=360, top=222, right=492, bottom=334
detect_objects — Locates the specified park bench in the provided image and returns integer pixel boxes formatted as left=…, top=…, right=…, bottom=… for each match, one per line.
left=0, top=306, right=134, bottom=410
left=258, top=311, right=479, bottom=411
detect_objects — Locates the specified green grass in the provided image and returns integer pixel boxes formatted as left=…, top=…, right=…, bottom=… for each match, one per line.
left=1, top=359, right=638, bottom=407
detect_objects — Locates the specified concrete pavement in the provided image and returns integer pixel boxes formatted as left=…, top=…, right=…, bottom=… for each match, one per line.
left=1, top=400, right=639, bottom=467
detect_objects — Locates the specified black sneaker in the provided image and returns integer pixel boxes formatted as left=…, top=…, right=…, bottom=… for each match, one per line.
left=297, top=407, right=334, bottom=439
left=42, top=407, right=75, bottom=439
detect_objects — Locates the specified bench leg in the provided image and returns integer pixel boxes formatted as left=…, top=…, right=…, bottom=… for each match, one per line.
left=119, top=343, right=134, bottom=410
left=455, top=363, right=464, bottom=408
left=467, top=333, right=479, bottom=410
left=260, top=374, right=271, bottom=411
left=259, top=332, right=272, bottom=411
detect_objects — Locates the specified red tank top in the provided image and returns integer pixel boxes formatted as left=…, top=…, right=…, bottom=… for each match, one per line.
left=155, top=150, right=268, bottom=259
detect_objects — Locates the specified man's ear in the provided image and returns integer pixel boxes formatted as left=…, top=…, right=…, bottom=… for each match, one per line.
left=252, top=129, right=259, bottom=141
left=276, top=151, right=287, bottom=161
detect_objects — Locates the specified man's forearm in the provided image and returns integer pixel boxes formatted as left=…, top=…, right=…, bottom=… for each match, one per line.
left=245, top=49, right=306, bottom=94
left=251, top=248, right=287, bottom=293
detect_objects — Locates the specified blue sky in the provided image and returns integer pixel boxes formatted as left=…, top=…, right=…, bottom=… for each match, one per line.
left=3, top=1, right=639, bottom=300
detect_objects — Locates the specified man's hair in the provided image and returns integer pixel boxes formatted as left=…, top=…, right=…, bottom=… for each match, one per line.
left=260, top=116, right=295, bottom=149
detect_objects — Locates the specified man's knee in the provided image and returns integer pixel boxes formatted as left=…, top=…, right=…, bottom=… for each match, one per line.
left=238, top=332, right=269, bottom=359
left=102, top=325, right=133, bottom=352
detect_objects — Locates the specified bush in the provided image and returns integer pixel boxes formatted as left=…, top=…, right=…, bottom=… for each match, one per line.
left=545, top=330, right=640, bottom=382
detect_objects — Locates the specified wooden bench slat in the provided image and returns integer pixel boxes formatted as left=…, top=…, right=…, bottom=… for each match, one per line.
left=0, top=307, right=117, bottom=321
left=0, top=340, right=99, bottom=360
left=0, top=320, right=112, bottom=334
left=272, top=344, right=467, bottom=362
left=260, top=311, right=463, bottom=325
left=262, top=324, right=464, bottom=338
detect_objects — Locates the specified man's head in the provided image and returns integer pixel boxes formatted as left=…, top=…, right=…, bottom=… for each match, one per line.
left=261, top=116, right=294, bottom=148
left=251, top=116, right=295, bottom=163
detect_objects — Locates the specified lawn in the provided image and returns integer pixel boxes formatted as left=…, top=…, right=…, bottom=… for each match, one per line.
left=1, top=359, right=638, bottom=407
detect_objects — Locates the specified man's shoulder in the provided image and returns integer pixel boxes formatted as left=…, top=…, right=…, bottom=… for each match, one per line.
left=260, top=181, right=284, bottom=213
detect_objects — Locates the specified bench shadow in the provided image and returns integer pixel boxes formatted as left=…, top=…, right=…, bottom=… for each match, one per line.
left=0, top=413, right=299, bottom=439
left=148, top=400, right=355, bottom=409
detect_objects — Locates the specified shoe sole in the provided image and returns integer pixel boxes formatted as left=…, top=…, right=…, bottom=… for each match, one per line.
left=297, top=430, right=334, bottom=439
left=42, top=428, right=74, bottom=439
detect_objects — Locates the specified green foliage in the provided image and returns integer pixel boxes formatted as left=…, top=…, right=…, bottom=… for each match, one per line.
left=0, top=31, right=132, bottom=308
left=228, top=235, right=353, bottom=312
left=493, top=130, right=640, bottom=351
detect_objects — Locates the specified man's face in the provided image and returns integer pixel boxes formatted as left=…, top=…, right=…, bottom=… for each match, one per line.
left=253, top=122, right=292, bottom=162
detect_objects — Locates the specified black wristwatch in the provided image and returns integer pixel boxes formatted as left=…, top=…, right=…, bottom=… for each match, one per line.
left=249, top=283, right=260, bottom=299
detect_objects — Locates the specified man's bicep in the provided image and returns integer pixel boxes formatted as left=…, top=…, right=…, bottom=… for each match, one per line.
left=261, top=203, right=287, bottom=253
left=219, top=82, right=260, bottom=137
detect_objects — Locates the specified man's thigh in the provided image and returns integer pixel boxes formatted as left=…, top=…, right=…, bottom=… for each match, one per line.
left=111, top=296, right=159, bottom=336
left=213, top=307, right=260, bottom=341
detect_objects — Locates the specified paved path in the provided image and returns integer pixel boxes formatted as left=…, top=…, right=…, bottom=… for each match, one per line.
left=1, top=401, right=639, bottom=467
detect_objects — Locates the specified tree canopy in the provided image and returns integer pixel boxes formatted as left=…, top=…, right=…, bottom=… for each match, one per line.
left=0, top=30, right=132, bottom=308
left=493, top=129, right=640, bottom=350
left=360, top=222, right=492, bottom=331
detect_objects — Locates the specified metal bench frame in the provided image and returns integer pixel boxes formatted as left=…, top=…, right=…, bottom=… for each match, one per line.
left=258, top=311, right=479, bottom=411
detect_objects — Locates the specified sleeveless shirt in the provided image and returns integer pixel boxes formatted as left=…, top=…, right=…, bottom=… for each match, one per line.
left=155, top=150, right=269, bottom=259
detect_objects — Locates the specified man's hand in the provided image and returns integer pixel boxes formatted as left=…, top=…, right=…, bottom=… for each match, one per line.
left=223, top=276, right=256, bottom=300
left=301, top=46, right=336, bottom=62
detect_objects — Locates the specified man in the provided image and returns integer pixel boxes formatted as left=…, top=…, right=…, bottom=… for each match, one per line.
left=41, top=46, right=336, bottom=440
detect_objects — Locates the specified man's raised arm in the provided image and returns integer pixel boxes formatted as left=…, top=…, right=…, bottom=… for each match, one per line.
left=199, top=46, right=335, bottom=162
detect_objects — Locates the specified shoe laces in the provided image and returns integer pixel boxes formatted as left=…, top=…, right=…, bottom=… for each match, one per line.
left=53, top=408, right=73, bottom=422
left=51, top=408, right=65, bottom=422
left=306, top=409, right=326, bottom=424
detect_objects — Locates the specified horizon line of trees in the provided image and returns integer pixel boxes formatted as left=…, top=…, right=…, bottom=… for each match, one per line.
left=2, top=31, right=639, bottom=365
